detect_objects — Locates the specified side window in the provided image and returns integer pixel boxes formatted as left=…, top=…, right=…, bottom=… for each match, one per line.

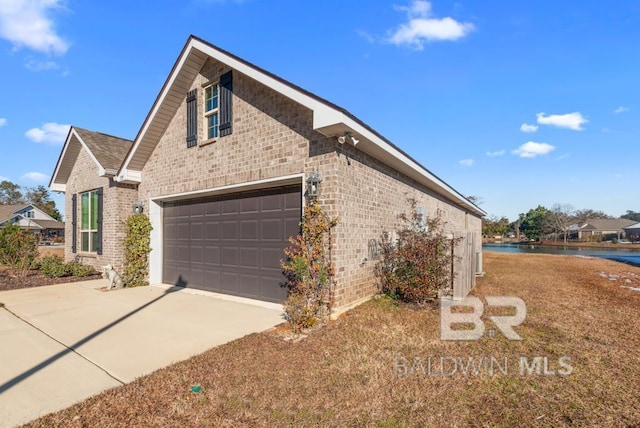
left=204, top=83, right=219, bottom=139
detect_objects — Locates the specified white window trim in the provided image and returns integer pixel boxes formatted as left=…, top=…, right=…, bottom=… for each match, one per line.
left=203, top=82, right=220, bottom=143
left=80, top=189, right=99, bottom=253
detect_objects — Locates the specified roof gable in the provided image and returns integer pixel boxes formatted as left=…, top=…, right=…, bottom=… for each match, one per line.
left=50, top=126, right=133, bottom=192
left=0, top=204, right=29, bottom=222
left=115, top=35, right=485, bottom=216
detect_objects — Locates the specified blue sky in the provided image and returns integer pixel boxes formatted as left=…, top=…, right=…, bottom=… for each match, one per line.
left=0, top=0, right=638, bottom=221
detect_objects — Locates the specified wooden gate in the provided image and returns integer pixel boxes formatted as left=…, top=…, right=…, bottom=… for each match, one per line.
left=452, top=231, right=476, bottom=299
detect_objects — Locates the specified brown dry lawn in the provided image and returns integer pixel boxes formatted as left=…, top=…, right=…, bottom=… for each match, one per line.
left=27, top=252, right=640, bottom=427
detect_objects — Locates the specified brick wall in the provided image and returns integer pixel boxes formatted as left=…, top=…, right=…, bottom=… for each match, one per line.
left=64, top=146, right=137, bottom=272
left=317, top=143, right=482, bottom=309
left=136, top=56, right=481, bottom=310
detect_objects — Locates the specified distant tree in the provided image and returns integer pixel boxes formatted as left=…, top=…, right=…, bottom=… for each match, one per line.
left=621, top=210, right=640, bottom=222
left=466, top=195, right=484, bottom=206
left=0, top=180, right=24, bottom=205
left=550, top=203, right=575, bottom=243
left=519, top=205, right=553, bottom=241
left=25, top=185, right=62, bottom=221
left=573, top=208, right=611, bottom=225
left=482, top=215, right=510, bottom=237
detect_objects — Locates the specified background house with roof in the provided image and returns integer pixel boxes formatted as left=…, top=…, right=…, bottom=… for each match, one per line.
left=578, top=218, right=637, bottom=241
left=623, top=222, right=640, bottom=242
left=0, top=204, right=64, bottom=241
left=50, top=36, right=485, bottom=312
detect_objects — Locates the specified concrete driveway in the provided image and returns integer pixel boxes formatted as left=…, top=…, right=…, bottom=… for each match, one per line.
left=0, top=280, right=283, bottom=427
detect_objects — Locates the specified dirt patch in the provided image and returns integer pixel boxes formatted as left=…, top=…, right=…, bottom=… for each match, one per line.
left=0, top=267, right=102, bottom=292
left=25, top=252, right=640, bottom=427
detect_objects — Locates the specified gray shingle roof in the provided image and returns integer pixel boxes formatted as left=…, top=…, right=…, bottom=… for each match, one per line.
left=0, top=204, right=28, bottom=222
left=582, top=218, right=637, bottom=231
left=74, top=127, right=133, bottom=172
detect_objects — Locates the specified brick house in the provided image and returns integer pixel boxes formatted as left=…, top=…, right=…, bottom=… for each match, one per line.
left=50, top=35, right=485, bottom=312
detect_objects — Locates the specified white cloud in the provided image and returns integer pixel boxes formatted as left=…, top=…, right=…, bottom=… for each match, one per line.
left=0, top=176, right=9, bottom=182
left=25, top=58, right=59, bottom=71
left=387, top=0, right=474, bottom=50
left=0, top=0, right=69, bottom=55
left=459, top=158, right=474, bottom=167
left=536, top=112, right=588, bottom=131
left=486, top=150, right=505, bottom=157
left=520, top=123, right=538, bottom=133
left=511, top=141, right=555, bottom=158
left=614, top=106, right=629, bottom=114
left=0, top=117, right=6, bottom=127
left=21, top=171, right=49, bottom=183
left=25, top=122, right=70, bottom=145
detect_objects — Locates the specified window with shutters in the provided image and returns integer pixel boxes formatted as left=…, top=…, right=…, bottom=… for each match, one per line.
left=80, top=189, right=99, bottom=253
left=204, top=83, right=219, bottom=139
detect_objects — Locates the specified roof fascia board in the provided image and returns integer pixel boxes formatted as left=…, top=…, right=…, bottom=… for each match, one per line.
left=118, top=39, right=203, bottom=180
left=334, top=115, right=486, bottom=216
left=49, top=127, right=75, bottom=190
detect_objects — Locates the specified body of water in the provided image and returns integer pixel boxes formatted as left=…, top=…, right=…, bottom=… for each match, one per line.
left=483, top=243, right=640, bottom=267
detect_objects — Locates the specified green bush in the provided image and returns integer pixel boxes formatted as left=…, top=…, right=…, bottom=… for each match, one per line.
left=39, top=255, right=69, bottom=278
left=39, top=255, right=96, bottom=278
left=0, top=224, right=39, bottom=277
left=67, top=261, right=96, bottom=277
left=123, top=213, right=152, bottom=287
left=375, top=199, right=460, bottom=304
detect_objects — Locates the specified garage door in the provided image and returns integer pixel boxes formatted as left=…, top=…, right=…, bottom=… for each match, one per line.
left=162, top=185, right=301, bottom=302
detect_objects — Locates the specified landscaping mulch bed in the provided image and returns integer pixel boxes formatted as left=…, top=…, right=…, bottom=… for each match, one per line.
left=0, top=267, right=101, bottom=292
left=26, top=252, right=640, bottom=427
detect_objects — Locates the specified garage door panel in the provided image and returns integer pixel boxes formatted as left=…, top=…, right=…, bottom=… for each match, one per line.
left=241, top=220, right=258, bottom=240
left=204, top=246, right=220, bottom=264
left=261, top=219, right=282, bottom=240
left=285, top=218, right=300, bottom=238
left=163, top=185, right=301, bottom=302
left=222, top=221, right=238, bottom=240
left=190, top=222, right=204, bottom=240
left=262, top=247, right=284, bottom=268
left=241, top=247, right=258, bottom=268
left=205, top=221, right=220, bottom=239
left=241, top=193, right=260, bottom=213
left=285, top=191, right=300, bottom=210
left=206, top=199, right=221, bottom=216
left=222, top=247, right=238, bottom=266
left=222, top=198, right=239, bottom=215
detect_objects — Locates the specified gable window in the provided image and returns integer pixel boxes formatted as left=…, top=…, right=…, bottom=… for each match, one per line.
left=80, top=190, right=99, bottom=252
left=25, top=211, right=34, bottom=218
left=204, top=83, right=219, bottom=139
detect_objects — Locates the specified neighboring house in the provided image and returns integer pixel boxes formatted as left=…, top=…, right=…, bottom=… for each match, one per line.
left=624, top=222, right=640, bottom=242
left=50, top=127, right=136, bottom=268
left=50, top=35, right=485, bottom=312
left=0, top=204, right=64, bottom=241
left=578, top=219, right=637, bottom=241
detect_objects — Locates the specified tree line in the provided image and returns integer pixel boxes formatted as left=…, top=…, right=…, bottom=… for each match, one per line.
left=0, top=180, right=62, bottom=221
left=483, top=204, right=640, bottom=242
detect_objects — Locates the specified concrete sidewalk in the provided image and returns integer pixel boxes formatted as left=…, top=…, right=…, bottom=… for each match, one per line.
left=0, top=280, right=283, bottom=427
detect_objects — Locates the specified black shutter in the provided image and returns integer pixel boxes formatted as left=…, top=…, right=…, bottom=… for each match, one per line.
left=96, top=187, right=103, bottom=255
left=71, top=194, right=77, bottom=253
left=186, top=89, right=197, bottom=147
left=219, top=71, right=233, bottom=137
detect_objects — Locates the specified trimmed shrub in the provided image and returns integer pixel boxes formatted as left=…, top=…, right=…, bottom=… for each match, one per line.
left=67, top=261, right=96, bottom=277
left=0, top=224, right=39, bottom=277
left=39, top=255, right=69, bottom=278
left=375, top=199, right=461, bottom=304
